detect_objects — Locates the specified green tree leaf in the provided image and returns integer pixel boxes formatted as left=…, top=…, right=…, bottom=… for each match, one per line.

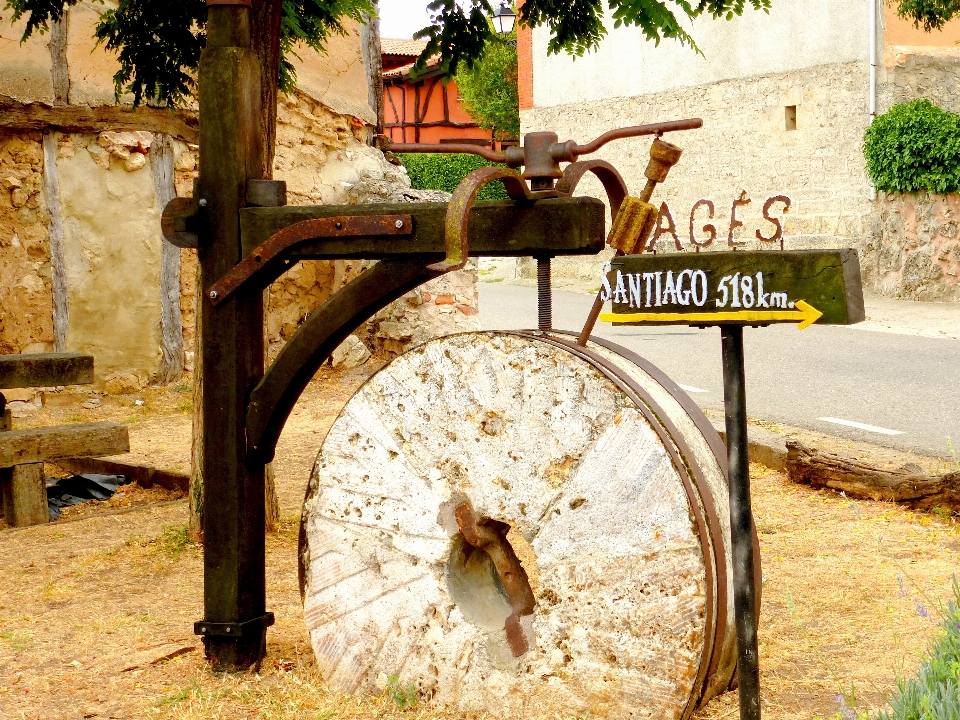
left=454, top=36, right=519, bottom=140
left=863, top=99, right=960, bottom=194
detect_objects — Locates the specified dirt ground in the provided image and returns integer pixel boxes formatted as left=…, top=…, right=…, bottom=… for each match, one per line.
left=1, top=362, right=958, bottom=720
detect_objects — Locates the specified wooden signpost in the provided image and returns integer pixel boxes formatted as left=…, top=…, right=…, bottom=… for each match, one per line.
left=601, top=249, right=865, bottom=720
left=599, top=249, right=865, bottom=328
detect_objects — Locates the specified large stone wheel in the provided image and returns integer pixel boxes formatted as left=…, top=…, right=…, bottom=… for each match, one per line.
left=300, top=331, right=739, bottom=719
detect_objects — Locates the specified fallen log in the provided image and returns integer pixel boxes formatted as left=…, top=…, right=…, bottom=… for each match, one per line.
left=785, top=440, right=960, bottom=512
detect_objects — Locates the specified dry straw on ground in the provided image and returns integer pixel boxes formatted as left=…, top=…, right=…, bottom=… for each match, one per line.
left=1, top=364, right=957, bottom=719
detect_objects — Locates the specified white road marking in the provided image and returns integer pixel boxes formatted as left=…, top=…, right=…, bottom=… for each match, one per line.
left=818, top=417, right=905, bottom=435
left=677, top=384, right=709, bottom=394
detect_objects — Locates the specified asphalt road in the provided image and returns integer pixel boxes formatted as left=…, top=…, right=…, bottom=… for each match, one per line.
left=478, top=282, right=960, bottom=459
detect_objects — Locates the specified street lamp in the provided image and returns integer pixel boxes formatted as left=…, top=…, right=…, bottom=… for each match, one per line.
left=492, top=2, right=516, bottom=35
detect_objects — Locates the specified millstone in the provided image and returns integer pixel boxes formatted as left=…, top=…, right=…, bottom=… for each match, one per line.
left=301, top=332, right=737, bottom=719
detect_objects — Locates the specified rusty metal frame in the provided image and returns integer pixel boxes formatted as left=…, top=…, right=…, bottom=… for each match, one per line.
left=206, top=214, right=413, bottom=305
left=555, top=159, right=629, bottom=220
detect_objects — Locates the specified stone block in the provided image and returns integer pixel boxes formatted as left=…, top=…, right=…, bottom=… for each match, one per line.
left=103, top=373, right=142, bottom=395
left=330, top=334, right=370, bottom=369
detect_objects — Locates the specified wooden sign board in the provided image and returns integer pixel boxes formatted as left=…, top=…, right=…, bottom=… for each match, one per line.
left=599, top=249, right=865, bottom=328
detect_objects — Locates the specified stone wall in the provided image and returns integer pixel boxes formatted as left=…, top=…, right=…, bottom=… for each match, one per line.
left=530, top=0, right=870, bottom=111
left=0, top=99, right=478, bottom=388
left=862, top=192, right=960, bottom=302
left=879, top=47, right=960, bottom=115
left=0, top=6, right=480, bottom=390
left=521, top=61, right=874, bottom=282
left=518, top=0, right=960, bottom=291
left=265, top=90, right=479, bottom=358
left=55, top=132, right=181, bottom=383
left=0, top=131, right=52, bottom=355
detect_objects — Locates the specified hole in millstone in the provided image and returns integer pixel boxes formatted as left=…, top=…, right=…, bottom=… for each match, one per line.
left=445, top=518, right=538, bottom=661
left=447, top=535, right=514, bottom=632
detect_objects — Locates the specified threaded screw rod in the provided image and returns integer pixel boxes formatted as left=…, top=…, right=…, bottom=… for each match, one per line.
left=537, top=256, right=552, bottom=332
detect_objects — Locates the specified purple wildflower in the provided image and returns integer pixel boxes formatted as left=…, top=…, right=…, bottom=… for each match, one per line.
left=836, top=694, right=857, bottom=720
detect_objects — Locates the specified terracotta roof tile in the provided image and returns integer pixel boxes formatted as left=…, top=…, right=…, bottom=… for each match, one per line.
left=381, top=38, right=430, bottom=57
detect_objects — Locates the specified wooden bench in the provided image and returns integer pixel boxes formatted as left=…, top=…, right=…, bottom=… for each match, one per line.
left=0, top=353, right=130, bottom=527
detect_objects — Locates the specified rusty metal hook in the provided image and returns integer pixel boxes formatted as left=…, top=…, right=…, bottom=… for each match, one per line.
left=433, top=166, right=538, bottom=273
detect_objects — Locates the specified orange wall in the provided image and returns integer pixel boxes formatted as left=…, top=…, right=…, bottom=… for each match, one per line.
left=383, top=76, right=494, bottom=145
left=517, top=0, right=533, bottom=111
left=884, top=5, right=960, bottom=46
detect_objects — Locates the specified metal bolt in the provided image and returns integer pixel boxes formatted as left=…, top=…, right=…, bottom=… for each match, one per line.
left=201, top=626, right=207, bottom=633
left=209, top=290, right=218, bottom=299
left=225, top=627, right=231, bottom=633
left=198, top=198, right=207, bottom=207
left=335, top=221, right=343, bottom=230
left=395, top=219, right=403, bottom=229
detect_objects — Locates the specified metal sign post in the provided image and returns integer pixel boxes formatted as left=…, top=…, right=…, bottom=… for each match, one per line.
left=602, top=248, right=866, bottom=720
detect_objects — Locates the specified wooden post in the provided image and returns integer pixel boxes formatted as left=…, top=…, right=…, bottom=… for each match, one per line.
left=0, top=394, right=48, bottom=528
left=196, top=0, right=271, bottom=670
left=1, top=464, right=47, bottom=527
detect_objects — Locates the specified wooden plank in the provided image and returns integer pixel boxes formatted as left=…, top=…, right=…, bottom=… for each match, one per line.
left=603, top=249, right=865, bottom=327
left=239, top=197, right=607, bottom=258
left=0, top=94, right=199, bottom=143
left=152, top=135, right=185, bottom=384
left=0, top=422, right=129, bottom=467
left=0, top=353, right=94, bottom=389
left=1, top=463, right=47, bottom=527
left=53, top=457, right=189, bottom=493
left=42, top=133, right=69, bottom=351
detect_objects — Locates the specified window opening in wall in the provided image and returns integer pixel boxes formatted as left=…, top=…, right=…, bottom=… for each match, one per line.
left=785, top=105, right=797, bottom=131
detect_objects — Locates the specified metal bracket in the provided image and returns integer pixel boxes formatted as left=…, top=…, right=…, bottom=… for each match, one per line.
left=194, top=612, right=275, bottom=637
left=206, top=214, right=413, bottom=305
left=246, top=179, right=287, bottom=207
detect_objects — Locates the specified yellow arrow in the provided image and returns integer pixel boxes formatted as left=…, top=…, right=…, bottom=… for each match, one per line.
left=599, top=299, right=824, bottom=330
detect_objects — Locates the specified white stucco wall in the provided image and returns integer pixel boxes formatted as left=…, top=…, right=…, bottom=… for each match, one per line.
left=57, top=135, right=164, bottom=381
left=532, top=0, right=871, bottom=108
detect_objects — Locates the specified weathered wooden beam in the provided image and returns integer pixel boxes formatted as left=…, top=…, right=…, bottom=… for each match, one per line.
left=196, top=3, right=270, bottom=671
left=239, top=197, right=606, bottom=258
left=0, top=94, right=199, bottom=144
left=54, top=457, right=189, bottom=493
left=0, top=353, right=94, bottom=389
left=1, top=463, right=47, bottom=527
left=0, top=422, right=129, bottom=467
left=786, top=440, right=960, bottom=511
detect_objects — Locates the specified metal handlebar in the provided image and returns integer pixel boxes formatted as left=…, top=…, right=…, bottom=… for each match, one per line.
left=382, top=117, right=702, bottom=189
left=384, top=142, right=508, bottom=163
left=554, top=118, right=703, bottom=162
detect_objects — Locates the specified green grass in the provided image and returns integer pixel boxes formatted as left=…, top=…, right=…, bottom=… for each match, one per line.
left=386, top=675, right=418, bottom=710
left=0, top=629, right=32, bottom=652
left=125, top=523, right=197, bottom=560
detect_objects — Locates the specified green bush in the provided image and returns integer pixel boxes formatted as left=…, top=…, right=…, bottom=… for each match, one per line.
left=877, top=577, right=960, bottom=720
left=864, top=99, right=960, bottom=194
left=400, top=153, right=509, bottom=201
